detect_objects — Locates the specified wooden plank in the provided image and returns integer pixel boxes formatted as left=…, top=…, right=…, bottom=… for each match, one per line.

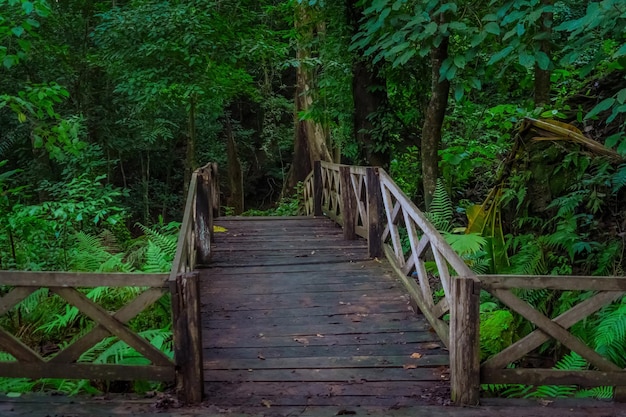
left=173, top=272, right=204, bottom=404
left=51, top=287, right=167, bottom=363
left=209, top=258, right=374, bottom=268
left=450, top=278, right=480, bottom=406
left=205, top=303, right=411, bottom=319
left=170, top=172, right=197, bottom=282
left=404, top=214, right=434, bottom=306
left=203, top=367, right=448, bottom=382
left=204, top=380, right=444, bottom=398
left=384, top=244, right=450, bottom=347
left=482, top=368, right=626, bottom=387
left=340, top=165, right=357, bottom=240
left=195, top=168, right=212, bottom=265
left=203, top=342, right=445, bottom=360
left=0, top=329, right=43, bottom=363
left=205, top=311, right=418, bottom=329
left=366, top=167, right=383, bottom=258
left=0, top=287, right=36, bottom=315
left=207, top=265, right=392, bottom=277
left=482, top=290, right=623, bottom=370
left=489, top=288, right=621, bottom=372
left=205, top=355, right=449, bottom=370
left=205, top=281, right=401, bottom=295
left=313, top=161, right=323, bottom=216
left=203, top=331, right=439, bottom=349
left=480, top=275, right=626, bottom=291
left=52, top=287, right=173, bottom=367
left=203, top=321, right=430, bottom=338
left=205, top=262, right=391, bottom=275
left=0, top=363, right=174, bottom=381
left=381, top=184, right=404, bottom=261
left=0, top=272, right=168, bottom=288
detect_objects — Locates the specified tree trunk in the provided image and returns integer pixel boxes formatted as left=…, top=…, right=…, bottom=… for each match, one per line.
left=346, top=0, right=390, bottom=168
left=422, top=38, right=450, bottom=210
left=225, top=119, right=244, bottom=214
left=534, top=0, right=553, bottom=106
left=284, top=4, right=332, bottom=195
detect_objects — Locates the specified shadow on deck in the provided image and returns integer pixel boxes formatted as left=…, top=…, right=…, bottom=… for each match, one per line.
left=201, top=216, right=451, bottom=410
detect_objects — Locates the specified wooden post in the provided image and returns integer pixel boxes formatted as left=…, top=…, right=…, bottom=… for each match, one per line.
left=340, top=166, right=356, bottom=240
left=366, top=167, right=383, bottom=258
left=195, top=169, right=212, bottom=265
left=210, top=162, right=220, bottom=218
left=313, top=160, right=323, bottom=216
left=172, top=272, right=204, bottom=404
left=450, top=277, right=480, bottom=406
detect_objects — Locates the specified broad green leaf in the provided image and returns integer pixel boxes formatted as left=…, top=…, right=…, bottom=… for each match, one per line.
left=617, top=88, right=626, bottom=105
left=605, top=133, right=622, bottom=149
left=487, top=46, right=514, bottom=66
left=439, top=58, right=452, bottom=82
left=424, top=21, right=437, bottom=37
left=11, top=26, right=25, bottom=37
left=483, top=14, right=498, bottom=22
left=379, top=7, right=391, bottom=21
left=449, top=21, right=467, bottom=31
left=2, top=55, right=15, bottom=69
left=535, top=51, right=550, bottom=70
left=615, top=43, right=626, bottom=58
left=607, top=104, right=626, bottom=124
left=518, top=51, right=535, bottom=68
left=392, top=0, right=403, bottom=10
left=394, top=48, right=415, bottom=66
left=454, top=83, right=464, bottom=101
left=484, top=22, right=500, bottom=36
left=454, top=55, right=466, bottom=69
left=471, top=31, right=488, bottom=47
left=371, top=0, right=389, bottom=12
left=585, top=98, right=615, bottom=120
left=22, top=1, right=33, bottom=14
left=445, top=64, right=457, bottom=81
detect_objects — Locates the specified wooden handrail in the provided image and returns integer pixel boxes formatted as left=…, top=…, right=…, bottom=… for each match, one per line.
left=168, top=161, right=219, bottom=403
left=0, top=162, right=219, bottom=405
left=0, top=272, right=173, bottom=382
left=305, top=161, right=626, bottom=405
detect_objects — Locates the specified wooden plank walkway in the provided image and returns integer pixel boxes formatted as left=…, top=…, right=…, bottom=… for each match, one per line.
left=201, top=216, right=451, bottom=411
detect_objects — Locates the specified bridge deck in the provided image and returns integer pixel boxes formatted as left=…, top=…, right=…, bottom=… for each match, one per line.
left=201, top=216, right=450, bottom=411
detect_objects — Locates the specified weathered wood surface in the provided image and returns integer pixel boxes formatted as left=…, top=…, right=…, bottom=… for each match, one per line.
left=202, top=216, right=451, bottom=410
left=2, top=394, right=626, bottom=417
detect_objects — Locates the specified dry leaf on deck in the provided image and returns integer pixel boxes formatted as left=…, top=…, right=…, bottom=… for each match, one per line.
left=410, top=353, right=423, bottom=359
left=293, top=337, right=309, bottom=345
left=261, top=399, right=272, bottom=408
left=403, top=364, right=417, bottom=369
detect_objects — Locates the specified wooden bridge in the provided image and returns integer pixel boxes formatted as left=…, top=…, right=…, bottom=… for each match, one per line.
left=1, top=161, right=626, bottom=415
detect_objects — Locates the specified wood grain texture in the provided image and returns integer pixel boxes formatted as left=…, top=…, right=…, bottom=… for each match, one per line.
left=202, top=216, right=450, bottom=408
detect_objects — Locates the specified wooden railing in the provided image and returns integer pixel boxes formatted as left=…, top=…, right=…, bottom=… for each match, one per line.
left=0, top=162, right=219, bottom=405
left=305, top=161, right=626, bottom=405
left=168, top=161, right=219, bottom=403
left=0, top=272, right=174, bottom=380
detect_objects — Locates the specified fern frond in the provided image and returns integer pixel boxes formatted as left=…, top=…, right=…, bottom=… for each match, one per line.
left=426, top=179, right=454, bottom=232
left=527, top=352, right=587, bottom=399
left=546, top=191, right=585, bottom=218
left=611, top=164, right=626, bottom=193
left=593, top=302, right=626, bottom=367
left=575, top=386, right=613, bottom=399
left=135, top=223, right=178, bottom=261
left=443, top=232, right=487, bottom=257
left=142, top=241, right=172, bottom=273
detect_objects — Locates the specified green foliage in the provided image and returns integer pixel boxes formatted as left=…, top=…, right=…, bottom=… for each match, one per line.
left=479, top=308, right=515, bottom=360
